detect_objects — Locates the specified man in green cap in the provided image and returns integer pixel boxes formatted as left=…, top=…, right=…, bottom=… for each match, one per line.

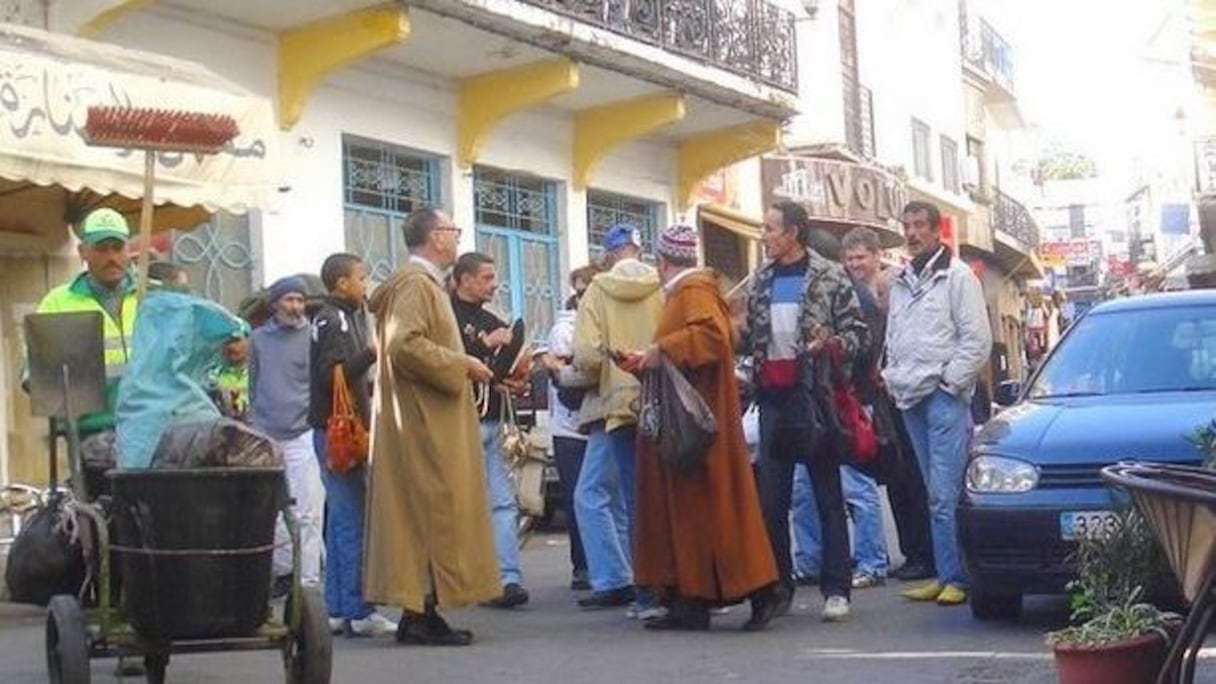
left=33, top=207, right=138, bottom=491
left=209, top=320, right=252, bottom=422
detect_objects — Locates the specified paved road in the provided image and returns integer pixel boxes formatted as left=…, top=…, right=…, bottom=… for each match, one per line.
left=2, top=533, right=1212, bottom=683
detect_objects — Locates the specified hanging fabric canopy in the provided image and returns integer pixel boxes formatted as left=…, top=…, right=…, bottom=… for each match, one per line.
left=0, top=22, right=279, bottom=235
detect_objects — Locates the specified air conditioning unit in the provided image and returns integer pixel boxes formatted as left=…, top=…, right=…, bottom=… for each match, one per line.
left=962, top=156, right=981, bottom=189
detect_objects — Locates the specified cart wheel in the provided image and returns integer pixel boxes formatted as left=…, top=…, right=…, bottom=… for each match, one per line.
left=285, top=587, right=332, bottom=684
left=46, top=594, right=90, bottom=684
left=144, top=652, right=169, bottom=684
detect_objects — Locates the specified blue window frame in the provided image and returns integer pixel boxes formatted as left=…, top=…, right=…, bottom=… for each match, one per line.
left=473, top=166, right=561, bottom=341
left=586, top=189, right=663, bottom=259
left=342, top=135, right=442, bottom=284
left=171, top=212, right=254, bottom=312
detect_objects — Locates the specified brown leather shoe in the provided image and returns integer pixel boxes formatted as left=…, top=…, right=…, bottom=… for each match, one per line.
left=395, top=611, right=474, bottom=647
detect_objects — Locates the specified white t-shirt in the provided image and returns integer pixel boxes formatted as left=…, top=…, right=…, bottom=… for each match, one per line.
left=546, top=310, right=586, bottom=442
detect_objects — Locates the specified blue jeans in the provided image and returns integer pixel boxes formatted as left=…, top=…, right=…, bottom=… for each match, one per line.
left=574, top=426, right=632, bottom=592
left=481, top=421, right=523, bottom=587
left=900, top=388, right=971, bottom=588
left=792, top=465, right=889, bottom=577
left=314, top=430, right=372, bottom=620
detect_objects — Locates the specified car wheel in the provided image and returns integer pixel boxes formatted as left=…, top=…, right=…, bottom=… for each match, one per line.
left=969, top=586, right=1022, bottom=621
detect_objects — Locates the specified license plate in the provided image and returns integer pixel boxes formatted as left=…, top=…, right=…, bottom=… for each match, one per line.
left=1060, top=511, right=1117, bottom=541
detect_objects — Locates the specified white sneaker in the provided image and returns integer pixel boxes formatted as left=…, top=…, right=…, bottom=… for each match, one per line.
left=626, top=603, right=667, bottom=621
left=349, top=612, right=397, bottom=637
left=328, top=617, right=345, bottom=635
left=821, top=595, right=850, bottom=622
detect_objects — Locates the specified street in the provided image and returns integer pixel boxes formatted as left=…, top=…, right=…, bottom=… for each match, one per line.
left=3, top=532, right=1213, bottom=684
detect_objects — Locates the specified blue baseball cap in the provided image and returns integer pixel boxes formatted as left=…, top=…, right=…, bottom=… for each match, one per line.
left=602, top=223, right=642, bottom=252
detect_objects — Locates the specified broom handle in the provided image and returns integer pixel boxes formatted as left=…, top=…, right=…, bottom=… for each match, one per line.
left=136, top=149, right=155, bottom=300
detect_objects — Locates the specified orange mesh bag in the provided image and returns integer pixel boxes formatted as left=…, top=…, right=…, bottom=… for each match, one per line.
left=325, top=365, right=369, bottom=474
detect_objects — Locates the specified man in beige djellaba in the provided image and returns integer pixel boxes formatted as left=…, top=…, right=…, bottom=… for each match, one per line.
left=364, top=207, right=500, bottom=647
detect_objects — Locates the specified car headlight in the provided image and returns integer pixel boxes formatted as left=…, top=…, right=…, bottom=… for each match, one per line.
left=966, top=455, right=1038, bottom=493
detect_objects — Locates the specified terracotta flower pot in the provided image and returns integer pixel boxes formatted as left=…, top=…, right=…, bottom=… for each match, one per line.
left=1052, top=632, right=1168, bottom=684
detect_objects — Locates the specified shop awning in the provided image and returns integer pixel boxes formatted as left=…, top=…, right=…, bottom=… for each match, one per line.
left=698, top=203, right=763, bottom=240
left=0, top=23, right=278, bottom=232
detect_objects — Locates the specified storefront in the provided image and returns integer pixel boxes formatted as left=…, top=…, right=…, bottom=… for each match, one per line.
left=0, top=23, right=277, bottom=486
left=760, top=151, right=907, bottom=249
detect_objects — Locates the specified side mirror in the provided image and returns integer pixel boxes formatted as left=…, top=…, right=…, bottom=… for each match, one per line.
left=994, top=380, right=1021, bottom=407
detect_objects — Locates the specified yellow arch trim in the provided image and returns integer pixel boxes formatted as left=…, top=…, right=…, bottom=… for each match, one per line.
left=572, top=93, right=686, bottom=190
left=458, top=58, right=580, bottom=168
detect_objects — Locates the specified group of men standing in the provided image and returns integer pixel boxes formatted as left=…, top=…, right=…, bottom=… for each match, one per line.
left=362, top=194, right=990, bottom=639
left=34, top=192, right=990, bottom=647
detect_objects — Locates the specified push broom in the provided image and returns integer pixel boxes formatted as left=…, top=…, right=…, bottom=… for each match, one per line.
left=83, top=106, right=240, bottom=299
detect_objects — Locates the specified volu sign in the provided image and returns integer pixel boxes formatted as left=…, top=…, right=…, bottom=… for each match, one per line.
left=761, top=155, right=907, bottom=231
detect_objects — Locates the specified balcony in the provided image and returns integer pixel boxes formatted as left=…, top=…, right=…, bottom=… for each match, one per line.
left=994, top=189, right=1040, bottom=249
left=516, top=0, right=798, bottom=92
left=963, top=19, right=1014, bottom=90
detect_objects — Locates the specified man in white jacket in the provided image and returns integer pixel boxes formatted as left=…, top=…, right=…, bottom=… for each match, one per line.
left=884, top=201, right=992, bottom=607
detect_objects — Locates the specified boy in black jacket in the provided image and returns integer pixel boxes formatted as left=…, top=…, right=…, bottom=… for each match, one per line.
left=310, top=253, right=396, bottom=637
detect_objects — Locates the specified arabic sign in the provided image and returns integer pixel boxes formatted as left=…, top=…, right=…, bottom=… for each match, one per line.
left=0, top=23, right=277, bottom=215
left=1038, top=240, right=1100, bottom=269
left=761, top=155, right=906, bottom=231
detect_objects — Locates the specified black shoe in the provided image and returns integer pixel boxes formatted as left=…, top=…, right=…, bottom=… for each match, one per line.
left=270, top=574, right=292, bottom=600
left=577, top=586, right=635, bottom=609
left=772, top=582, right=794, bottom=618
left=792, top=571, right=819, bottom=587
left=893, top=561, right=934, bottom=581
left=395, top=611, right=474, bottom=647
left=643, top=607, right=710, bottom=631
left=570, top=571, right=591, bottom=591
left=743, top=586, right=781, bottom=632
left=483, top=583, right=530, bottom=609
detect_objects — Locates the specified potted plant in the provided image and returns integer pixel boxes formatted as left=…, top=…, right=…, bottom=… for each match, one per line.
left=1187, top=418, right=1216, bottom=468
left=1046, top=507, right=1179, bottom=684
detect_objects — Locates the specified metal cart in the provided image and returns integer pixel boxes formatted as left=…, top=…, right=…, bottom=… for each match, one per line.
left=26, top=311, right=331, bottom=683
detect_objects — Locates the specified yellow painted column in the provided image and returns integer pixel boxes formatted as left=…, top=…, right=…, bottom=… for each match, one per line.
left=676, top=120, right=782, bottom=211
left=278, top=5, right=411, bottom=129
left=572, top=94, right=686, bottom=190
left=76, top=0, right=156, bottom=37
left=458, top=59, right=580, bottom=168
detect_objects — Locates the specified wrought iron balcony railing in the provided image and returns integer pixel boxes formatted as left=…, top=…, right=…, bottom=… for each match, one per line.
left=516, top=0, right=798, bottom=92
left=994, top=188, right=1040, bottom=249
left=962, top=18, right=1014, bottom=91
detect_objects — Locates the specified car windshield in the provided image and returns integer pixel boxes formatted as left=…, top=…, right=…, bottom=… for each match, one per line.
left=1028, top=304, right=1216, bottom=399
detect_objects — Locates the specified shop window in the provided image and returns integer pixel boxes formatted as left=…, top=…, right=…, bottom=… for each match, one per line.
left=702, top=222, right=748, bottom=286
left=586, top=189, right=662, bottom=259
left=171, top=213, right=254, bottom=312
left=912, top=118, right=933, bottom=181
left=474, top=166, right=561, bottom=340
left=342, top=135, right=442, bottom=284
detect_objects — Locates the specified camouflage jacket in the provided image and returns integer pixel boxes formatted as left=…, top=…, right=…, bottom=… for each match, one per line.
left=743, top=250, right=870, bottom=382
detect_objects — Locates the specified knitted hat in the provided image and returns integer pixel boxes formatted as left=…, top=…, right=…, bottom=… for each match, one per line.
left=268, top=276, right=307, bottom=304
left=656, top=223, right=699, bottom=262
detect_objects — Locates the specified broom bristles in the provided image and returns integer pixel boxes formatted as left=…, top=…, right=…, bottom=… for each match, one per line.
left=84, top=106, right=240, bottom=154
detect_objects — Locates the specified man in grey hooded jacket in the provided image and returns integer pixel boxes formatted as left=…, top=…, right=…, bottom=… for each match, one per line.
left=884, top=201, right=991, bottom=608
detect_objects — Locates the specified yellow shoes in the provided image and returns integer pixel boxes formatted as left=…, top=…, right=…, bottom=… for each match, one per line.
left=936, top=585, right=967, bottom=606
left=900, top=581, right=943, bottom=601
left=900, top=581, right=967, bottom=606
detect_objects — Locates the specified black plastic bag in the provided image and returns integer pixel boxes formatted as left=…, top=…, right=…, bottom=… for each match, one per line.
left=643, top=358, right=717, bottom=473
left=4, top=496, right=86, bottom=606
left=150, top=418, right=284, bottom=469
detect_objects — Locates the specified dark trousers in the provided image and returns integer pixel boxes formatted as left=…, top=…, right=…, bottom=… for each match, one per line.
left=884, top=411, right=935, bottom=569
left=553, top=436, right=588, bottom=574
left=755, top=401, right=852, bottom=599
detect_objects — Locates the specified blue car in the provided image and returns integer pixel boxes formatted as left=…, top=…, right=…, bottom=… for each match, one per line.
left=960, top=291, right=1216, bottom=620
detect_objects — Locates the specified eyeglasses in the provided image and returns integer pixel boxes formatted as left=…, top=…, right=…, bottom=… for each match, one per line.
left=437, top=225, right=463, bottom=237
